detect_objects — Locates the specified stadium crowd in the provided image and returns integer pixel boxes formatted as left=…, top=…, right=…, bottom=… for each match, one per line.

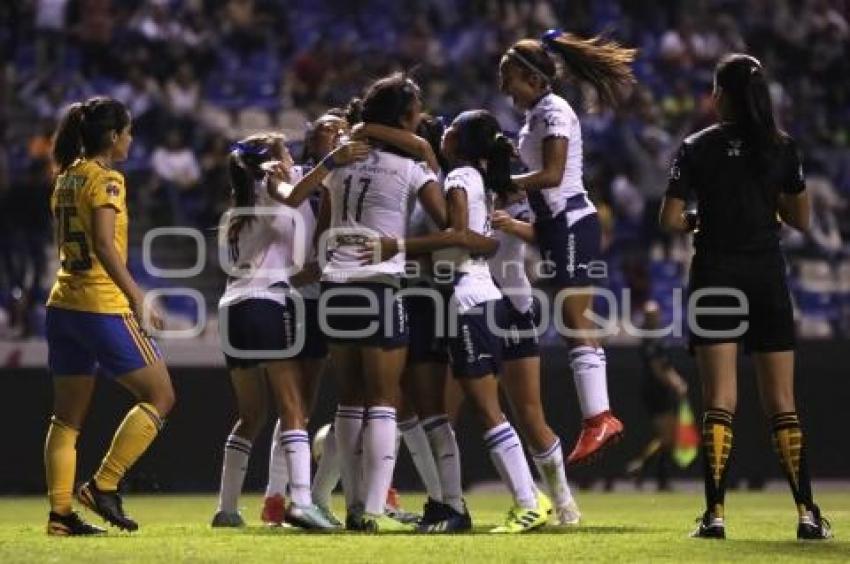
left=1, top=0, right=849, bottom=338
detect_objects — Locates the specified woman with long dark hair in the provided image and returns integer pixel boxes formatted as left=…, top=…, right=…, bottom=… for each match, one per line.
left=498, top=30, right=636, bottom=465
left=660, top=53, right=831, bottom=540
left=212, top=132, right=364, bottom=530
left=283, top=73, right=450, bottom=532
left=370, top=110, right=553, bottom=533
left=45, top=96, right=175, bottom=535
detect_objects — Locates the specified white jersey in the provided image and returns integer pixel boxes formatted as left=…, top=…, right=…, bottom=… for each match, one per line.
left=406, top=198, right=439, bottom=286
left=444, top=166, right=501, bottom=313
left=517, top=92, right=595, bottom=225
left=489, top=200, right=533, bottom=313
left=321, top=150, right=437, bottom=283
left=288, top=165, right=320, bottom=299
left=219, top=167, right=317, bottom=306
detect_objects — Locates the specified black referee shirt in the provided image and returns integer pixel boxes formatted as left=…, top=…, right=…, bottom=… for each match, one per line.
left=666, top=123, right=805, bottom=253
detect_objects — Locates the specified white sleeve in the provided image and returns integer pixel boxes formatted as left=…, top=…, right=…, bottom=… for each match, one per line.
left=444, top=168, right=477, bottom=198
left=537, top=103, right=574, bottom=140
left=410, top=161, right=438, bottom=195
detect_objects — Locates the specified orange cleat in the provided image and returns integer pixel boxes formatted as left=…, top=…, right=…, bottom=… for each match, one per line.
left=566, top=411, right=624, bottom=466
left=261, top=494, right=286, bottom=526
left=384, top=487, right=421, bottom=524
left=385, top=487, right=401, bottom=511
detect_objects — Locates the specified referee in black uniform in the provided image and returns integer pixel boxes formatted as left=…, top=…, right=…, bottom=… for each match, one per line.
left=659, top=53, right=831, bottom=540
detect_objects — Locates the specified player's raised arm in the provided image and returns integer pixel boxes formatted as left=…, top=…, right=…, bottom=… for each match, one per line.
left=269, top=141, right=371, bottom=208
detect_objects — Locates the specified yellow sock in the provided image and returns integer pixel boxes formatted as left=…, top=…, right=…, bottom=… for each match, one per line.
left=45, top=417, right=79, bottom=515
left=94, top=403, right=162, bottom=491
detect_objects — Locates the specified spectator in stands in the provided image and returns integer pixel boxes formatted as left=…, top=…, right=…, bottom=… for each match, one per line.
left=111, top=66, right=162, bottom=137
left=199, top=134, right=232, bottom=230
left=151, top=129, right=202, bottom=225
left=34, top=0, right=70, bottom=71
left=70, top=0, right=117, bottom=76
left=164, top=62, right=201, bottom=120
left=130, top=0, right=185, bottom=44
left=28, top=119, right=56, bottom=162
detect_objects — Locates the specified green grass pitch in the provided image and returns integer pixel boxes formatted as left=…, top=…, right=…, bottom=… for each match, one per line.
left=1, top=491, right=847, bottom=563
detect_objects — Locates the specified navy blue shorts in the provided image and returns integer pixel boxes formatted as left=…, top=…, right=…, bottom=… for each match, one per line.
left=534, top=212, right=604, bottom=287
left=406, top=291, right=449, bottom=364
left=448, top=300, right=506, bottom=379
left=319, top=281, right=408, bottom=348
left=499, top=299, right=541, bottom=361
left=220, top=297, right=323, bottom=369
left=46, top=307, right=161, bottom=377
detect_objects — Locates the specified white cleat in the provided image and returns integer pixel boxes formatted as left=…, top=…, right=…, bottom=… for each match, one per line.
left=555, top=499, right=581, bottom=526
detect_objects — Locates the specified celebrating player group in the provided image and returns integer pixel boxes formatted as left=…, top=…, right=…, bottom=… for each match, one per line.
left=41, top=28, right=831, bottom=541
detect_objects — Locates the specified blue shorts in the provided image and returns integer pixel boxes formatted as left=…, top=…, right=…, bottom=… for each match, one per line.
left=320, top=281, right=408, bottom=348
left=448, top=300, right=505, bottom=379
left=499, top=299, right=541, bottom=361
left=406, top=288, right=449, bottom=364
left=46, top=306, right=161, bottom=377
left=534, top=212, right=604, bottom=287
left=220, top=297, right=327, bottom=369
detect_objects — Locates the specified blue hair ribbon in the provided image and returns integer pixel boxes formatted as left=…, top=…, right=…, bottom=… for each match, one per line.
left=541, top=28, right=564, bottom=49
left=229, top=141, right=270, bottom=157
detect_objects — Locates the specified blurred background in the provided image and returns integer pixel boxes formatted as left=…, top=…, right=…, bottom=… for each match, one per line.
left=1, top=1, right=849, bottom=493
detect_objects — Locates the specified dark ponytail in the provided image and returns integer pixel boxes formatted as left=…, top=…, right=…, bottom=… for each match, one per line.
left=505, top=31, right=637, bottom=108
left=52, top=97, right=130, bottom=172
left=416, top=114, right=449, bottom=172
left=485, top=134, right=514, bottom=196
left=715, top=53, right=784, bottom=168
left=52, top=103, right=86, bottom=172
left=226, top=133, right=285, bottom=261
left=451, top=110, right=515, bottom=197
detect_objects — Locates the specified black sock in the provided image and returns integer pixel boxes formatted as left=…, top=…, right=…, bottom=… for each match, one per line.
left=770, top=412, right=815, bottom=519
left=701, top=408, right=734, bottom=518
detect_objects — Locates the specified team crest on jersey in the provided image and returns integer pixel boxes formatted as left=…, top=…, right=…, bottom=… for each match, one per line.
left=727, top=139, right=743, bottom=157
left=542, top=114, right=565, bottom=129
left=105, top=182, right=121, bottom=197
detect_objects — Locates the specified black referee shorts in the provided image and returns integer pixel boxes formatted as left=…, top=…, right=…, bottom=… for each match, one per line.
left=687, top=251, right=795, bottom=353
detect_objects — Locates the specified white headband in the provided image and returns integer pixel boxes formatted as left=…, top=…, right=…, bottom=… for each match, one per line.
left=506, top=48, right=551, bottom=83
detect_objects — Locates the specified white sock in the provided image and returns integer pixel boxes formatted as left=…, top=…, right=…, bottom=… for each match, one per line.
left=311, top=425, right=340, bottom=508
left=217, top=434, right=251, bottom=513
left=570, top=346, right=610, bottom=418
left=280, top=429, right=311, bottom=507
left=399, top=416, right=443, bottom=502
left=423, top=414, right=464, bottom=513
left=532, top=438, right=573, bottom=507
left=363, top=406, right=398, bottom=515
left=334, top=405, right=365, bottom=512
left=483, top=422, right=537, bottom=509
left=265, top=420, right=288, bottom=498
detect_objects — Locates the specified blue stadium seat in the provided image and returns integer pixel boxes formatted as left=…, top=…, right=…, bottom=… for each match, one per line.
left=245, top=78, right=280, bottom=111
left=794, top=289, right=838, bottom=320
left=205, top=75, right=244, bottom=110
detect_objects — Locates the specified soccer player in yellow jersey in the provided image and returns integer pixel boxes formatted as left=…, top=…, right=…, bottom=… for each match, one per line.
left=44, top=97, right=175, bottom=536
